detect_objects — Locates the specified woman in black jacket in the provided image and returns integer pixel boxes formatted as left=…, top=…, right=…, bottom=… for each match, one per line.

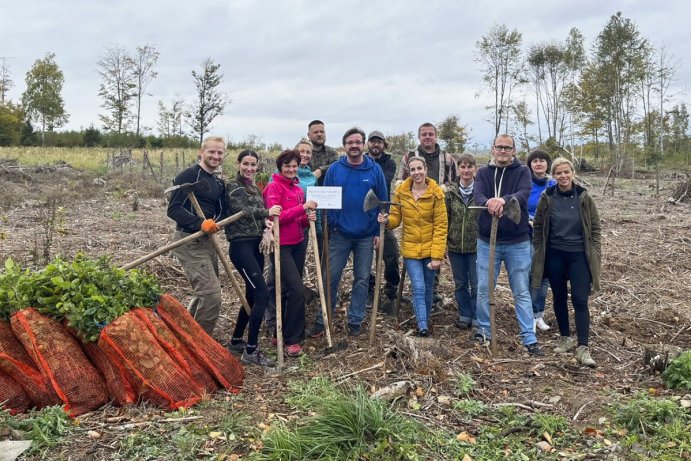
left=225, top=150, right=281, bottom=367
left=531, top=158, right=601, bottom=367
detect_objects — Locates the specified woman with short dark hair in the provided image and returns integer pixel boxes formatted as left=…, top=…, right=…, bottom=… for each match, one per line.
left=263, top=149, right=317, bottom=357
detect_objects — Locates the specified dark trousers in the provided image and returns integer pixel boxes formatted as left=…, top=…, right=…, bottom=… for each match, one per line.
left=268, top=240, right=307, bottom=345
left=546, top=248, right=592, bottom=346
left=368, top=229, right=400, bottom=299
left=229, top=238, right=268, bottom=349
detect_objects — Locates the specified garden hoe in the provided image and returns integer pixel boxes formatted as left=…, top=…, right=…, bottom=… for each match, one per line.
left=363, top=189, right=401, bottom=347
left=309, top=219, right=348, bottom=355
left=273, top=216, right=284, bottom=370
left=479, top=195, right=521, bottom=356
left=162, top=180, right=252, bottom=316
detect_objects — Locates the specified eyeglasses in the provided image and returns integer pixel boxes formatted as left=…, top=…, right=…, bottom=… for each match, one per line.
left=368, top=139, right=384, bottom=144
left=493, top=145, right=514, bottom=152
left=345, top=141, right=363, bottom=146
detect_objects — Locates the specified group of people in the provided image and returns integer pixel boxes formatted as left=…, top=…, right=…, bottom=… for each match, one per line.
left=166, top=121, right=601, bottom=369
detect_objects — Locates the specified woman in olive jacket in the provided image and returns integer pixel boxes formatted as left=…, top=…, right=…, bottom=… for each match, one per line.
left=379, top=156, right=448, bottom=336
left=531, top=158, right=601, bottom=367
left=225, top=150, right=281, bottom=367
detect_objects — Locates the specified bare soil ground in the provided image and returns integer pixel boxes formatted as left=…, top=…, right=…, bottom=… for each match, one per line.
left=1, top=165, right=689, bottom=460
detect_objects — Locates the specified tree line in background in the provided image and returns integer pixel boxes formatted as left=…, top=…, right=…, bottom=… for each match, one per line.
left=0, top=11, right=689, bottom=172
left=0, top=45, right=227, bottom=149
left=474, top=11, right=690, bottom=174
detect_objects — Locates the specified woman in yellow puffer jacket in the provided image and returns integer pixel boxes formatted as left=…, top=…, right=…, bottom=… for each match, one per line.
left=378, top=157, right=448, bottom=336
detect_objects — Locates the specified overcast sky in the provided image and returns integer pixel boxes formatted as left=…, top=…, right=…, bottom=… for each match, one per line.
left=2, top=0, right=689, bottom=149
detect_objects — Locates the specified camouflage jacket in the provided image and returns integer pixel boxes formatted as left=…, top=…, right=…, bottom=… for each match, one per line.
left=445, top=184, right=478, bottom=254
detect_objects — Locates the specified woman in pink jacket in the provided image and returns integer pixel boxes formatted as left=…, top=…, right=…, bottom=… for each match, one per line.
left=263, top=149, right=317, bottom=357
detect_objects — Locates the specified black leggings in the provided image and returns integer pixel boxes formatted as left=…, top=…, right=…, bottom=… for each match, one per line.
left=273, top=240, right=307, bottom=345
left=546, top=247, right=592, bottom=346
left=229, top=238, right=268, bottom=349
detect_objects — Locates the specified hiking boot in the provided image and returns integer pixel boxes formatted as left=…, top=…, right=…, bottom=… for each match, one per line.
left=576, top=346, right=596, bottom=368
left=381, top=298, right=397, bottom=315
left=535, top=318, right=551, bottom=331
left=227, top=340, right=246, bottom=355
left=284, top=344, right=303, bottom=357
left=241, top=349, right=274, bottom=367
left=553, top=336, right=576, bottom=354
left=473, top=333, right=489, bottom=346
left=455, top=318, right=471, bottom=330
left=348, top=323, right=362, bottom=337
left=525, top=343, right=545, bottom=357
left=307, top=324, right=325, bottom=338
left=416, top=328, right=430, bottom=337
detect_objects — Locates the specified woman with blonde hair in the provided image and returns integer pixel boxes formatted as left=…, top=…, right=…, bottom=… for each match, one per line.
left=378, top=156, right=447, bottom=336
left=531, top=158, right=601, bottom=367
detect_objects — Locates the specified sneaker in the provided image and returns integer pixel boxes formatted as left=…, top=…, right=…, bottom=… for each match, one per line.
left=284, top=344, right=303, bottom=357
left=553, top=336, right=577, bottom=354
left=416, top=328, right=430, bottom=337
left=227, top=340, right=246, bottom=355
left=576, top=346, right=596, bottom=368
left=241, top=349, right=274, bottom=367
left=525, top=343, right=545, bottom=356
left=473, top=333, right=489, bottom=346
left=270, top=337, right=278, bottom=346
left=307, top=324, right=325, bottom=338
left=348, top=323, right=362, bottom=337
left=535, top=318, right=551, bottom=331
left=455, top=318, right=471, bottom=330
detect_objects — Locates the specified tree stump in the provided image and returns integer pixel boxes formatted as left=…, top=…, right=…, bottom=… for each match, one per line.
left=643, top=344, right=683, bottom=373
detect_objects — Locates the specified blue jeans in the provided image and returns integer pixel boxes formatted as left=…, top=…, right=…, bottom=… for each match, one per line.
left=404, top=257, right=435, bottom=330
left=448, top=251, right=477, bottom=325
left=529, top=245, right=550, bottom=318
left=315, top=230, right=374, bottom=327
left=476, top=239, right=537, bottom=345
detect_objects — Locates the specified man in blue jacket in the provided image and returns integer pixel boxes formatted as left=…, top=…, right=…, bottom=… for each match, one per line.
left=474, top=134, right=544, bottom=356
left=308, top=127, right=388, bottom=337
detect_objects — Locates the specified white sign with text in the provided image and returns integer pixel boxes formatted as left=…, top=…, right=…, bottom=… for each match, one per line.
left=306, top=187, right=342, bottom=209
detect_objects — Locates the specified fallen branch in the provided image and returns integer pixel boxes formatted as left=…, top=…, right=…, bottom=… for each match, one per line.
left=573, top=401, right=591, bottom=421
left=336, top=361, right=385, bottom=382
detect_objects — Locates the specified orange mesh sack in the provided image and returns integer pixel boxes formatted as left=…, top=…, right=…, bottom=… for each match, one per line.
left=98, top=310, right=203, bottom=409
left=156, top=294, right=244, bottom=391
left=0, top=369, right=32, bottom=415
left=0, top=320, right=60, bottom=409
left=82, top=341, right=137, bottom=406
left=135, top=308, right=218, bottom=394
left=10, top=309, right=109, bottom=416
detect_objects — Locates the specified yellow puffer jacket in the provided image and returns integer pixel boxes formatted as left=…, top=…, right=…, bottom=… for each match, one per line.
left=387, top=177, right=448, bottom=260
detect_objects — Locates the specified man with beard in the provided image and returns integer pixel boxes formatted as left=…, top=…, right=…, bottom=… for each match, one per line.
left=307, top=119, right=339, bottom=185
left=365, top=131, right=400, bottom=314
left=308, top=127, right=388, bottom=337
left=166, top=136, right=228, bottom=335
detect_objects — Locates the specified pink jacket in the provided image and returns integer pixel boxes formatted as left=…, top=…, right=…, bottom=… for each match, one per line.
left=263, top=173, right=308, bottom=245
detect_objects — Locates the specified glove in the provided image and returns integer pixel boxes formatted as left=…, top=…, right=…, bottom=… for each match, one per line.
left=201, top=218, right=220, bottom=234
left=394, top=179, right=403, bottom=188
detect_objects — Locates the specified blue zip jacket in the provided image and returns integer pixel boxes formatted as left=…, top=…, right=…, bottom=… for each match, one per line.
left=324, top=155, right=388, bottom=238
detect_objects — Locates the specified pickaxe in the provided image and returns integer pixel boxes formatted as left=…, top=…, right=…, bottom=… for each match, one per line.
left=363, top=189, right=401, bottom=347
left=478, top=195, right=522, bottom=355
left=161, top=180, right=252, bottom=316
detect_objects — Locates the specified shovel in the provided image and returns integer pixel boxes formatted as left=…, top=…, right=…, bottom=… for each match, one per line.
left=309, top=220, right=347, bottom=354
left=178, top=181, right=252, bottom=316
left=363, top=189, right=401, bottom=346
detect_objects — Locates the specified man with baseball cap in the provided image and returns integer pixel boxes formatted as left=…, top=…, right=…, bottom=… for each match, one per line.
left=366, top=131, right=400, bottom=314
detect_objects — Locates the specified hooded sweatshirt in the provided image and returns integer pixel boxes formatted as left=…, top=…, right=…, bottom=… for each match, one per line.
left=474, top=156, right=531, bottom=245
left=324, top=155, right=388, bottom=238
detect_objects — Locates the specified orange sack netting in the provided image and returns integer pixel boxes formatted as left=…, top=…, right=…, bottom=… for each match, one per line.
left=98, top=309, right=203, bottom=410
left=0, top=369, right=32, bottom=415
left=134, top=308, right=218, bottom=394
left=0, top=320, right=60, bottom=410
left=10, top=309, right=109, bottom=416
left=82, top=340, right=137, bottom=406
left=156, top=294, right=244, bottom=391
